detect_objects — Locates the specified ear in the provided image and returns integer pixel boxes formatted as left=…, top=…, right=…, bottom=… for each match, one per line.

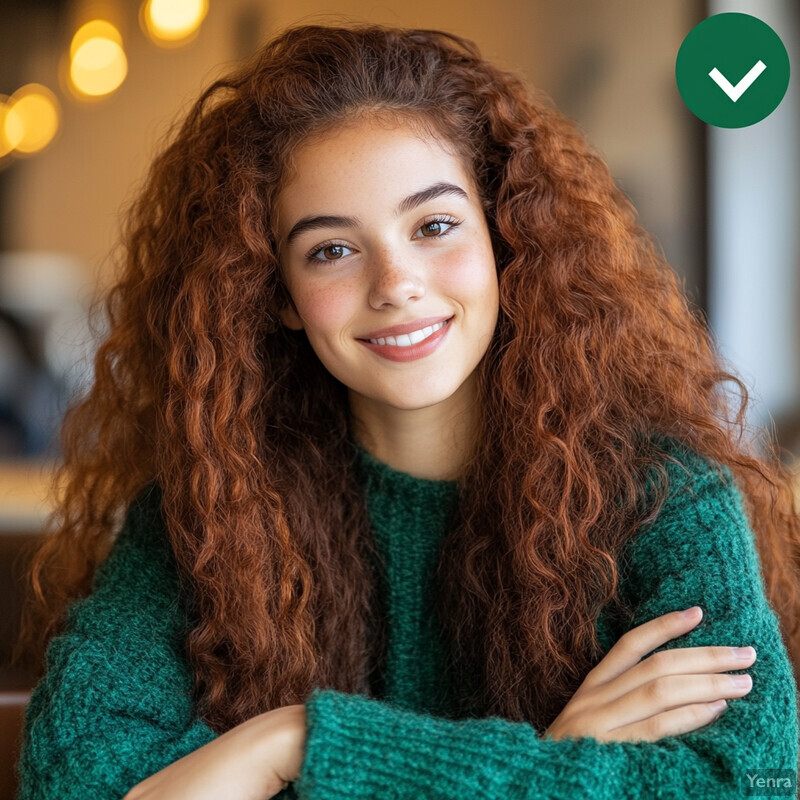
left=278, top=303, right=304, bottom=331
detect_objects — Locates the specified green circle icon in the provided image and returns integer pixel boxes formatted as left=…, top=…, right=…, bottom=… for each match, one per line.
left=676, top=13, right=790, bottom=128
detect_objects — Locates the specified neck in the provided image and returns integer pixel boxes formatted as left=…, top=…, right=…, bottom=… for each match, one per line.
left=348, top=372, right=479, bottom=481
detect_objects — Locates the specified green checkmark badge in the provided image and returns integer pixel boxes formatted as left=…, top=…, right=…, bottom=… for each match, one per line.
left=676, top=12, right=790, bottom=128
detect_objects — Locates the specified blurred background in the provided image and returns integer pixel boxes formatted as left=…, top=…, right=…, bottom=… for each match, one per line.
left=0, top=0, right=797, bottom=788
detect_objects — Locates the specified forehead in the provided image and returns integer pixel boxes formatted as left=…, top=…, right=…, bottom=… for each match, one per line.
left=286, top=110, right=468, bottom=176
left=274, top=117, right=476, bottom=227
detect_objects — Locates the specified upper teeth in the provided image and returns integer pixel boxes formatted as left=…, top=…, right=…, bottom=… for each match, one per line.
left=369, top=319, right=447, bottom=347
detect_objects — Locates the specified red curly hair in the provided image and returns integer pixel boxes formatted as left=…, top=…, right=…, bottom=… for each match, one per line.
left=16, top=22, right=800, bottom=734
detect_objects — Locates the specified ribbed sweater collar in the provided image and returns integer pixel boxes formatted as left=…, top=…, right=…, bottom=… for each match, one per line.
left=349, top=439, right=460, bottom=507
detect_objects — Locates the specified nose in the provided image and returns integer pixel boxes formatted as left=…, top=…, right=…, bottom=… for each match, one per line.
left=367, top=248, right=425, bottom=309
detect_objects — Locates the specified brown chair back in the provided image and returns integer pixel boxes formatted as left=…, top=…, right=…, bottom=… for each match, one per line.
left=0, top=692, right=30, bottom=800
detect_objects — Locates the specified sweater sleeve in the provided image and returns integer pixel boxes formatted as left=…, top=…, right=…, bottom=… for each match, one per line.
left=17, top=486, right=220, bottom=800
left=294, top=442, right=799, bottom=800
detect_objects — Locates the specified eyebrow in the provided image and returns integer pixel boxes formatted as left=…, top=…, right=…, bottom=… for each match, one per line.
left=284, top=181, right=469, bottom=246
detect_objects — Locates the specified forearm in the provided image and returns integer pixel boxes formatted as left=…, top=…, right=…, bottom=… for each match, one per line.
left=124, top=703, right=306, bottom=800
left=294, top=682, right=796, bottom=800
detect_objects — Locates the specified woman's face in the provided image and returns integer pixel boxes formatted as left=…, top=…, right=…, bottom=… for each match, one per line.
left=274, top=116, right=499, bottom=416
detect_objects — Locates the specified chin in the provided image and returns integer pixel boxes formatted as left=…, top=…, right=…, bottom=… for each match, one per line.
left=346, top=373, right=465, bottom=413
left=382, top=385, right=459, bottom=411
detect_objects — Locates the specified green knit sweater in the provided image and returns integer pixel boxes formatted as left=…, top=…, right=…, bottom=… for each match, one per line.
left=17, top=438, right=799, bottom=798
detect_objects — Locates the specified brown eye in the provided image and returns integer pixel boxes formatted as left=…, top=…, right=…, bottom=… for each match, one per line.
left=305, top=241, right=353, bottom=263
left=421, top=221, right=442, bottom=236
left=322, top=245, right=345, bottom=259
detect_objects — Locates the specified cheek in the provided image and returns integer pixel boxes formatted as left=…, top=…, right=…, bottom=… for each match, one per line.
left=441, top=244, right=498, bottom=302
left=294, top=280, right=357, bottom=334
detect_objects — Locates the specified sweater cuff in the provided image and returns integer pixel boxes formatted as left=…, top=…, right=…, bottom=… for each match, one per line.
left=293, top=687, right=615, bottom=800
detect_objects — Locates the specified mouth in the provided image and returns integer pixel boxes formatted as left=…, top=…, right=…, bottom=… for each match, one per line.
left=357, top=316, right=454, bottom=347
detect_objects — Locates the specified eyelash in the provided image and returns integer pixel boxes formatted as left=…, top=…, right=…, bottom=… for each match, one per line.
left=304, top=215, right=462, bottom=264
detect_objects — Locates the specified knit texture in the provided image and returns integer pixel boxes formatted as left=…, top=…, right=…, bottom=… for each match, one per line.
left=17, top=438, right=799, bottom=798
left=350, top=443, right=460, bottom=716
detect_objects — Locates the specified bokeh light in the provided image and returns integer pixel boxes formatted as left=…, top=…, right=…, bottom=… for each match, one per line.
left=3, top=85, right=60, bottom=155
left=0, top=97, right=22, bottom=158
left=68, top=20, right=128, bottom=98
left=70, top=19, right=123, bottom=57
left=140, top=0, right=208, bottom=46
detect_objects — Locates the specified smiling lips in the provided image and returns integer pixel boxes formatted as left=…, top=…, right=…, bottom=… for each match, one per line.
left=359, top=314, right=453, bottom=340
left=367, top=319, right=448, bottom=347
left=357, top=316, right=453, bottom=362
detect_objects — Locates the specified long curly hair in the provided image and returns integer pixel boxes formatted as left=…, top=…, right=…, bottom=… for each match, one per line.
left=16, top=22, right=800, bottom=734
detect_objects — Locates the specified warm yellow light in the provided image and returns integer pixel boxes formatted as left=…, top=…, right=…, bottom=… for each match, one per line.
left=70, top=19, right=123, bottom=58
left=69, top=25, right=128, bottom=98
left=0, top=97, right=22, bottom=158
left=141, top=0, right=208, bottom=45
left=4, top=85, right=60, bottom=155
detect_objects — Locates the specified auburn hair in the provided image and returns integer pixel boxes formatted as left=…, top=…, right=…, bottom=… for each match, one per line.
left=16, top=22, right=800, bottom=734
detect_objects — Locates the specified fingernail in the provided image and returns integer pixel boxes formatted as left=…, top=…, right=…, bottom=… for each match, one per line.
left=682, top=606, right=702, bottom=619
left=732, top=674, right=752, bottom=688
left=733, top=646, right=756, bottom=660
left=709, top=699, right=727, bottom=713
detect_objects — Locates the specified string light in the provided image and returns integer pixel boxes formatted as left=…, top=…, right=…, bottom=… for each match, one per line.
left=68, top=20, right=128, bottom=98
left=140, top=0, right=208, bottom=47
left=0, top=97, right=22, bottom=158
left=6, top=3, right=210, bottom=163
left=2, top=85, right=60, bottom=156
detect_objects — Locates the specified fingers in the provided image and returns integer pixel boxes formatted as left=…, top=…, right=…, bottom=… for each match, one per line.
left=585, top=607, right=704, bottom=688
left=591, top=671, right=753, bottom=735
left=597, top=700, right=729, bottom=743
left=592, top=644, right=757, bottom=706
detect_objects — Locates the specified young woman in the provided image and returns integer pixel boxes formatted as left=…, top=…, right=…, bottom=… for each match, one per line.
left=15, top=22, right=800, bottom=800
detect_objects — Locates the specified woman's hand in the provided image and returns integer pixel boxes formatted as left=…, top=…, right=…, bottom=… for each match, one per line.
left=542, top=606, right=756, bottom=743
left=123, top=703, right=307, bottom=800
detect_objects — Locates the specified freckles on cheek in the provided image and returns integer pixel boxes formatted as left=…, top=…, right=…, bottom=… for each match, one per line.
left=301, top=283, right=354, bottom=330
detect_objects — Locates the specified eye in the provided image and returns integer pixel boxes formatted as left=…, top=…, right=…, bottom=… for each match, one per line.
left=305, top=241, right=354, bottom=263
left=414, top=215, right=461, bottom=238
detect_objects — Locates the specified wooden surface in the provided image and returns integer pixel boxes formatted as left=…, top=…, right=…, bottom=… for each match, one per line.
left=0, top=462, right=56, bottom=533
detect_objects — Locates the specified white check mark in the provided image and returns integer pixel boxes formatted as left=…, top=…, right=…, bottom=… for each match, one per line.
left=709, top=60, right=766, bottom=102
